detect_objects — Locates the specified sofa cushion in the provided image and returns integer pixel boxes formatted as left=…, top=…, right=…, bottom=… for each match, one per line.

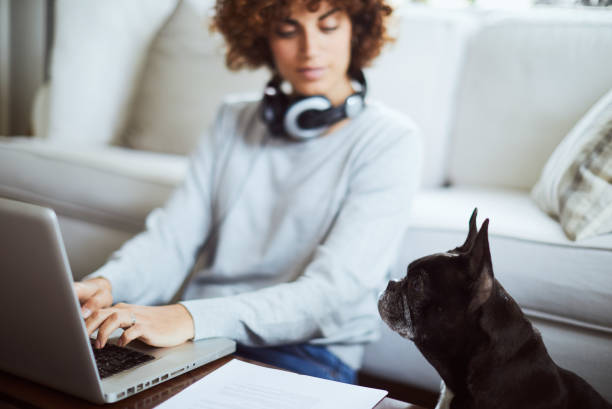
left=447, top=8, right=612, bottom=190
left=0, top=137, right=187, bottom=230
left=365, top=5, right=477, bottom=188
left=123, top=0, right=267, bottom=155
left=399, top=186, right=612, bottom=331
left=46, top=0, right=177, bottom=145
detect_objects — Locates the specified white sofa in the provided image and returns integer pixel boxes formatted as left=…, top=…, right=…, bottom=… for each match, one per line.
left=1, top=1, right=611, bottom=402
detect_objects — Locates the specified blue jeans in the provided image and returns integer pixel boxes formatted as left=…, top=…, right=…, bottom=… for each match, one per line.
left=235, top=344, right=357, bottom=384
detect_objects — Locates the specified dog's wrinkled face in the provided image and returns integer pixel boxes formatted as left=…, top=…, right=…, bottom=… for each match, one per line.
left=378, top=209, right=494, bottom=350
left=378, top=252, right=470, bottom=342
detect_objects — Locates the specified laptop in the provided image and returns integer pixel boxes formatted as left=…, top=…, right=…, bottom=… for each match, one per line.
left=0, top=197, right=236, bottom=404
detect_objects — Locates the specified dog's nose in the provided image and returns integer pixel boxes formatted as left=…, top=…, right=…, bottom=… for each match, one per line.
left=378, top=280, right=398, bottom=301
left=381, top=280, right=400, bottom=296
left=387, top=279, right=401, bottom=290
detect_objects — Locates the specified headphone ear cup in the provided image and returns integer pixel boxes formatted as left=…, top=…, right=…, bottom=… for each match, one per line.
left=284, top=96, right=333, bottom=140
left=273, top=94, right=289, bottom=130
left=261, top=76, right=289, bottom=137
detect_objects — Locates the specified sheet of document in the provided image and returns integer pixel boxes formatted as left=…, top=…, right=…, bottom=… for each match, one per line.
left=156, top=358, right=388, bottom=409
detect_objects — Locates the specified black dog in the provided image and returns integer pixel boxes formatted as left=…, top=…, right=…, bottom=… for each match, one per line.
left=378, top=209, right=611, bottom=409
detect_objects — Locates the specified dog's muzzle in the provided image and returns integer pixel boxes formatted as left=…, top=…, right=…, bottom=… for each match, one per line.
left=378, top=280, right=415, bottom=340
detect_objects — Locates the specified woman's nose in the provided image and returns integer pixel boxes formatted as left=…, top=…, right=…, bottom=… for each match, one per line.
left=300, top=28, right=322, bottom=57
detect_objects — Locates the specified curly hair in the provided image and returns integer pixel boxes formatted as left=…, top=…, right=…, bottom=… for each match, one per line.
left=212, top=0, right=394, bottom=75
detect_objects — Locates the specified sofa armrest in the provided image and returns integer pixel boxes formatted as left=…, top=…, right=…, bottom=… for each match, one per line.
left=0, top=137, right=187, bottom=230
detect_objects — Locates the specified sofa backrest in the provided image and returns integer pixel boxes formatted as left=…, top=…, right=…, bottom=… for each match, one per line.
left=45, top=1, right=475, bottom=187
left=43, top=2, right=612, bottom=189
left=365, top=6, right=478, bottom=187
left=446, top=8, right=612, bottom=190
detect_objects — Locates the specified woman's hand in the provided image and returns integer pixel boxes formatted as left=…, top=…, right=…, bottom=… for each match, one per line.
left=86, top=303, right=195, bottom=349
left=74, top=278, right=113, bottom=318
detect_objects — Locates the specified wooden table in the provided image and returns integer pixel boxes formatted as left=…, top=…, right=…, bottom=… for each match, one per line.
left=0, top=355, right=425, bottom=409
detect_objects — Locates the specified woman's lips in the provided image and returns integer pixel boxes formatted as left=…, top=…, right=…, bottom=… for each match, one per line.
left=298, top=67, right=325, bottom=81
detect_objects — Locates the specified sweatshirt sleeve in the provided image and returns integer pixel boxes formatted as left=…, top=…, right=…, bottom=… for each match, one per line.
left=82, top=105, right=230, bottom=305
left=180, top=124, right=423, bottom=345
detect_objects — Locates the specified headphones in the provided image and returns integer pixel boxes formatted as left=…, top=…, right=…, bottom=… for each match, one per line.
left=260, top=69, right=367, bottom=141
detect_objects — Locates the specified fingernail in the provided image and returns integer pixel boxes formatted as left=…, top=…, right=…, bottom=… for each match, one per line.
left=82, top=308, right=91, bottom=319
left=95, top=339, right=101, bottom=349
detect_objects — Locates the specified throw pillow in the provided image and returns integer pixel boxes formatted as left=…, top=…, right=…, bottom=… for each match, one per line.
left=122, top=0, right=267, bottom=155
left=531, top=87, right=612, bottom=240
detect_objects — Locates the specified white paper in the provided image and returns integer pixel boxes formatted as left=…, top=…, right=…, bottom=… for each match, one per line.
left=155, top=359, right=388, bottom=409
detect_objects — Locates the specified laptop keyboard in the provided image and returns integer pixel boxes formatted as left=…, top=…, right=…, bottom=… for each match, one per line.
left=90, top=339, right=155, bottom=379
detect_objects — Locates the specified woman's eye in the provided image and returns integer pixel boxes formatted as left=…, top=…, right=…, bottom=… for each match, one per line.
left=275, top=24, right=297, bottom=38
left=276, top=30, right=296, bottom=38
left=321, top=25, right=338, bottom=32
left=276, top=31, right=295, bottom=38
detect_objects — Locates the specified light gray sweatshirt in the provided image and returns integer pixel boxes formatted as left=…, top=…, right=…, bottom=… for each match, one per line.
left=87, top=96, right=422, bottom=369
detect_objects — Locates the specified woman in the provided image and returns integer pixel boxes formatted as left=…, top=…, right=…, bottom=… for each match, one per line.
left=75, top=0, right=422, bottom=384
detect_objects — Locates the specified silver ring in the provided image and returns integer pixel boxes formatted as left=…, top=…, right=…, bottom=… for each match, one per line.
left=130, top=313, right=136, bottom=327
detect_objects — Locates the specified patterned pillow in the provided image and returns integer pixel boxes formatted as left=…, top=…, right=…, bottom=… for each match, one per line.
left=532, top=87, right=612, bottom=240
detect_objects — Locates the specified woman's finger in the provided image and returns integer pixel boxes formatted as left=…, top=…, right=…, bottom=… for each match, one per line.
left=74, top=282, right=95, bottom=302
left=95, top=311, right=134, bottom=349
left=81, top=289, right=113, bottom=319
left=117, top=323, right=144, bottom=347
left=85, top=308, right=112, bottom=336
left=96, top=311, right=121, bottom=348
left=74, top=282, right=98, bottom=318
left=81, top=290, right=103, bottom=319
left=94, top=312, right=120, bottom=349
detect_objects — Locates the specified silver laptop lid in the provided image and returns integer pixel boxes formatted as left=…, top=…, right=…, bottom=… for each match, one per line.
left=0, top=197, right=104, bottom=402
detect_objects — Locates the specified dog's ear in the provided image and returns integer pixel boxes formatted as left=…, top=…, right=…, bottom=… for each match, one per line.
left=467, top=218, right=494, bottom=312
left=452, top=208, right=478, bottom=254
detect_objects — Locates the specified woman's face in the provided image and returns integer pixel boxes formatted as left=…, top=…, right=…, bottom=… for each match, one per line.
left=268, top=1, right=353, bottom=106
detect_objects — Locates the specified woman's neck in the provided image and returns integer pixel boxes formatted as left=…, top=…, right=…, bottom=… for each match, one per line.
left=324, top=117, right=351, bottom=136
left=321, top=77, right=356, bottom=136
